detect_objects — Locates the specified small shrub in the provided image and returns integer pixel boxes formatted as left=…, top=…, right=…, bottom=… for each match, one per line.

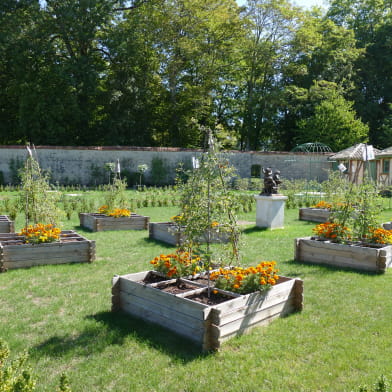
left=354, top=375, right=389, bottom=392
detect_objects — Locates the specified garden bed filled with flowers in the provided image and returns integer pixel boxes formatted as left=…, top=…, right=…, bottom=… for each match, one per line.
left=295, top=222, right=392, bottom=273
left=113, top=134, right=303, bottom=350
left=79, top=205, right=149, bottom=232
left=298, top=201, right=333, bottom=223
left=112, top=254, right=303, bottom=351
left=0, top=223, right=95, bottom=272
left=296, top=182, right=392, bottom=273
left=148, top=215, right=230, bottom=245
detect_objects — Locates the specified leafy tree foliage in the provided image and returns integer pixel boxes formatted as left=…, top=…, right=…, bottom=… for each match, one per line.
left=2, top=0, right=391, bottom=150
left=328, top=0, right=392, bottom=148
left=296, top=90, right=369, bottom=151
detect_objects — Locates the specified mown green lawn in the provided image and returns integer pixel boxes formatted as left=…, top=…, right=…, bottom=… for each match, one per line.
left=1, top=192, right=392, bottom=392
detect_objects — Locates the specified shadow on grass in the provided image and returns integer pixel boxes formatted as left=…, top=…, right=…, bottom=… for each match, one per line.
left=141, top=237, right=177, bottom=249
left=72, top=224, right=92, bottom=234
left=30, top=311, right=212, bottom=362
left=242, top=226, right=268, bottom=234
left=289, top=258, right=381, bottom=276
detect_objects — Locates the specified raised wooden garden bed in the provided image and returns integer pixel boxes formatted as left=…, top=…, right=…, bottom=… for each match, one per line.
left=383, top=222, right=392, bottom=231
left=112, top=270, right=303, bottom=351
left=294, top=236, right=392, bottom=273
left=298, top=208, right=331, bottom=223
left=0, top=215, right=14, bottom=233
left=0, top=231, right=95, bottom=272
left=79, top=213, right=149, bottom=232
left=148, top=222, right=230, bottom=246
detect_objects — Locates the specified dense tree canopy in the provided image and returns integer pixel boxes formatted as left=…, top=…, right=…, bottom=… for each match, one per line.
left=0, top=0, right=391, bottom=150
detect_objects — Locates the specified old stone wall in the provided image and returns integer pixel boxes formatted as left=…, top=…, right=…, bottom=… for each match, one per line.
left=0, top=145, right=333, bottom=186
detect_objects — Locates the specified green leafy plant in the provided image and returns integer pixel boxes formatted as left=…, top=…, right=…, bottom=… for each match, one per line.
left=355, top=375, right=389, bottom=392
left=1, top=196, right=21, bottom=221
left=352, top=181, right=381, bottom=241
left=0, top=339, right=72, bottom=392
left=19, top=149, right=63, bottom=227
left=0, top=339, right=36, bottom=392
left=102, top=177, right=128, bottom=211
left=313, top=178, right=385, bottom=244
left=176, top=129, right=242, bottom=279
left=329, top=179, right=382, bottom=242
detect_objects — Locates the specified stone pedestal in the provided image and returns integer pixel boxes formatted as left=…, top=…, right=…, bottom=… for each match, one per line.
left=254, top=194, right=288, bottom=229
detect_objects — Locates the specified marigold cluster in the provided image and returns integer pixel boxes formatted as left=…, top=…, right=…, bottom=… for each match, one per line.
left=366, top=227, right=392, bottom=244
left=19, top=223, right=61, bottom=244
left=150, top=250, right=203, bottom=278
left=170, top=214, right=185, bottom=225
left=98, top=205, right=109, bottom=214
left=312, top=222, right=350, bottom=242
left=312, top=200, right=332, bottom=210
left=98, top=205, right=131, bottom=217
left=209, top=261, right=280, bottom=294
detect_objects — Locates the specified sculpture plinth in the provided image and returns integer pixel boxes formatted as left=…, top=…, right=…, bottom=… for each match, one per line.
left=254, top=194, right=287, bottom=230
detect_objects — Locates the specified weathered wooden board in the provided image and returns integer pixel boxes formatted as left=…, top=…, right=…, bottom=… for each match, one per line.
left=0, top=231, right=95, bottom=271
left=299, top=208, right=331, bottom=223
left=295, top=237, right=392, bottom=272
left=79, top=213, right=149, bottom=232
left=148, top=222, right=183, bottom=245
left=207, top=279, right=303, bottom=348
left=210, top=300, right=297, bottom=346
left=148, top=222, right=230, bottom=245
left=112, top=270, right=303, bottom=351
left=383, top=222, right=392, bottom=231
left=0, top=216, right=14, bottom=233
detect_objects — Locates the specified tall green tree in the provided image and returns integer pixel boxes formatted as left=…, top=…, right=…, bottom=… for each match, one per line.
left=237, top=0, right=298, bottom=150
left=0, top=0, right=41, bottom=143
left=154, top=0, right=243, bottom=147
left=101, top=0, right=164, bottom=146
left=327, top=0, right=392, bottom=148
left=276, top=10, right=362, bottom=150
left=295, top=88, right=369, bottom=151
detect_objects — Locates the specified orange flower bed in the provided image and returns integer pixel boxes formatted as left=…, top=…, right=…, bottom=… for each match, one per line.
left=312, top=201, right=332, bottom=210
left=98, top=205, right=131, bottom=218
left=170, top=214, right=185, bottom=225
left=312, top=222, right=351, bottom=242
left=150, top=250, right=203, bottom=278
left=209, top=261, right=279, bottom=294
left=19, top=223, right=61, bottom=244
left=367, top=228, right=392, bottom=244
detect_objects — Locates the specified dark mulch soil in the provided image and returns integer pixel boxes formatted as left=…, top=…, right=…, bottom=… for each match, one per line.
left=157, top=281, right=201, bottom=294
left=139, top=272, right=169, bottom=284
left=187, top=290, right=233, bottom=305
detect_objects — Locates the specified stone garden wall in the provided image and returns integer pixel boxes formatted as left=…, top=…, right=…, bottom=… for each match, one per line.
left=0, top=145, right=333, bottom=186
